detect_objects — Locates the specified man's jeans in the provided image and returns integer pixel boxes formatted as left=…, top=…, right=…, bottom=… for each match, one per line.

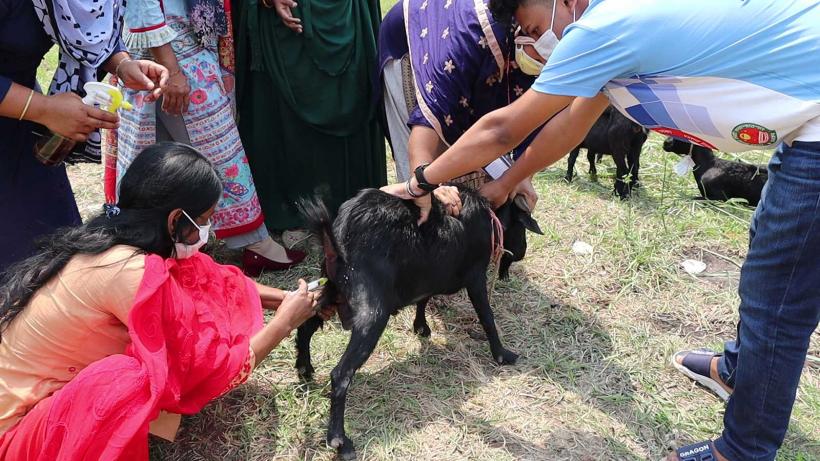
left=715, top=141, right=820, bottom=461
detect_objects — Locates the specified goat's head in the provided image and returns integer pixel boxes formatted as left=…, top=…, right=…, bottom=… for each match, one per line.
left=495, top=195, right=543, bottom=279
left=663, top=136, right=714, bottom=160
left=663, top=136, right=690, bottom=156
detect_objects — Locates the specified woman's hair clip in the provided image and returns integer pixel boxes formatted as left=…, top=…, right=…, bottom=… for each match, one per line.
left=103, top=203, right=121, bottom=219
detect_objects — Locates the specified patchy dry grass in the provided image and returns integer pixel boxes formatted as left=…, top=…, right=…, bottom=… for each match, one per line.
left=67, top=133, right=819, bottom=460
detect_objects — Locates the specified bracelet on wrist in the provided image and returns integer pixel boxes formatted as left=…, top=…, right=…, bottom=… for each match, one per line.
left=18, top=89, right=34, bottom=121
left=406, top=178, right=427, bottom=198
left=115, top=57, right=133, bottom=80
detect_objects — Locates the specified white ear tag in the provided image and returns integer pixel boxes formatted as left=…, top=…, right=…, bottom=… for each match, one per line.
left=674, top=155, right=696, bottom=177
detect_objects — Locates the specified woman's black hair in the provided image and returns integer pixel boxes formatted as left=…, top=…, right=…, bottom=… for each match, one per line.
left=0, top=142, right=222, bottom=339
left=489, top=0, right=549, bottom=25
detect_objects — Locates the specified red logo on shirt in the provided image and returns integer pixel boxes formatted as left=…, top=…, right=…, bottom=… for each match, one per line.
left=651, top=127, right=718, bottom=150
left=732, top=123, right=778, bottom=146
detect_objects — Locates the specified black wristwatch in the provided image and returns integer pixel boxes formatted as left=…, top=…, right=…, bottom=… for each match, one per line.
left=413, top=163, right=439, bottom=193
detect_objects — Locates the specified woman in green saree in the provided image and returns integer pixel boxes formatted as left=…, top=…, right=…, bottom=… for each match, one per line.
left=235, top=0, right=386, bottom=230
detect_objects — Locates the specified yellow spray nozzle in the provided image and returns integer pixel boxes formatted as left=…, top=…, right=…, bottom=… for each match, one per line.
left=105, top=88, right=133, bottom=112
left=82, top=82, right=133, bottom=113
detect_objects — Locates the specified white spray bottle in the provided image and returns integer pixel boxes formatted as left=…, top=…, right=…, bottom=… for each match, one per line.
left=33, top=82, right=133, bottom=166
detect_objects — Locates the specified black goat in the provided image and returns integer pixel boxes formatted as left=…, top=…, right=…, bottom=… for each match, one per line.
left=662, top=137, right=768, bottom=206
left=565, top=106, right=649, bottom=199
left=296, top=186, right=541, bottom=459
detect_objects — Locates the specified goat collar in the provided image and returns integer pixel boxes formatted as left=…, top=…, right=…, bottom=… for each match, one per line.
left=489, top=209, right=505, bottom=267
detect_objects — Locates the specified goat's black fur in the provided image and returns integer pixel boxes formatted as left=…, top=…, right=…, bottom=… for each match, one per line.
left=663, top=137, right=768, bottom=206
left=565, top=106, right=649, bottom=199
left=296, top=186, right=538, bottom=459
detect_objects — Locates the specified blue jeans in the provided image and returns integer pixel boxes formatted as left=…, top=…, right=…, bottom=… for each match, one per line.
left=715, top=141, right=820, bottom=461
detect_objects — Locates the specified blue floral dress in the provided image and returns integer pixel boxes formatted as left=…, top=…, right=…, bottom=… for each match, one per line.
left=113, top=0, right=265, bottom=239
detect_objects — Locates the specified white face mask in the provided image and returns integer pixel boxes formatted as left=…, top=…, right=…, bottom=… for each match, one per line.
left=174, top=209, right=211, bottom=259
left=515, top=1, right=576, bottom=75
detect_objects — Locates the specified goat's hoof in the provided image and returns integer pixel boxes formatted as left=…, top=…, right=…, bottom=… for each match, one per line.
left=564, top=175, right=573, bottom=183
left=297, top=363, right=315, bottom=382
left=495, top=349, right=519, bottom=365
left=328, top=434, right=356, bottom=459
left=413, top=322, right=431, bottom=338
left=614, top=189, right=631, bottom=200
left=338, top=447, right=357, bottom=461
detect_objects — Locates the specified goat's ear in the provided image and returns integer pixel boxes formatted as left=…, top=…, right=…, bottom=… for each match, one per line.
left=517, top=213, right=544, bottom=235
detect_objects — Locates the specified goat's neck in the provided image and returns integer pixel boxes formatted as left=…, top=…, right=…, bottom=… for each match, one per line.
left=689, top=144, right=715, bottom=166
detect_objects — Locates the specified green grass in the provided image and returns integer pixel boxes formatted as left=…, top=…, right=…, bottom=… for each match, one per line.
left=36, top=47, right=59, bottom=92
left=51, top=0, right=820, bottom=458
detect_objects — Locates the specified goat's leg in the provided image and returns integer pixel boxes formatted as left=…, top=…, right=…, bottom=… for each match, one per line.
left=327, top=311, right=390, bottom=459
left=465, top=276, right=518, bottom=365
left=628, top=146, right=642, bottom=188
left=295, top=315, right=324, bottom=381
left=565, top=147, right=581, bottom=182
left=612, top=152, right=631, bottom=199
left=413, top=298, right=432, bottom=337
left=587, top=151, right=598, bottom=181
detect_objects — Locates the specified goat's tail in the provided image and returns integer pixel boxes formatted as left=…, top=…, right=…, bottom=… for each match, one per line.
left=297, top=197, right=342, bottom=274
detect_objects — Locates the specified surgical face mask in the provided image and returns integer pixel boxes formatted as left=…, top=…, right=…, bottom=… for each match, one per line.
left=514, top=36, right=545, bottom=76
left=174, top=209, right=211, bottom=259
left=518, top=0, right=577, bottom=71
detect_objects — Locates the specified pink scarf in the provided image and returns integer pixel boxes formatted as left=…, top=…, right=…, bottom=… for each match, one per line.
left=0, top=253, right=263, bottom=460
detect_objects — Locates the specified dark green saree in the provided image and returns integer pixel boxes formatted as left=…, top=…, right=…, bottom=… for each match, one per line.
left=235, top=0, right=386, bottom=230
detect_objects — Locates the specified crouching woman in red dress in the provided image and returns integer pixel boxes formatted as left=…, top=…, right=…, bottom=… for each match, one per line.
left=0, top=142, right=325, bottom=459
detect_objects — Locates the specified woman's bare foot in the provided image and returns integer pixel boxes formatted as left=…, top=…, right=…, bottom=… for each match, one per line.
left=246, top=236, right=292, bottom=263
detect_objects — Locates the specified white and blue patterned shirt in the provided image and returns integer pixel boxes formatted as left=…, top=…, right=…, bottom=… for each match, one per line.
left=533, top=0, right=820, bottom=152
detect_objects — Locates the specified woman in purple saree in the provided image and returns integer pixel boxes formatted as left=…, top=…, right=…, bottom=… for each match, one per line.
left=379, top=0, right=540, bottom=205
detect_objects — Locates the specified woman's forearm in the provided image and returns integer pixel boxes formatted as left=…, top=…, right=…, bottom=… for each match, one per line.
left=249, top=315, right=293, bottom=366
left=0, top=82, right=49, bottom=123
left=408, top=125, right=446, bottom=170
left=255, top=281, right=286, bottom=310
left=102, top=51, right=132, bottom=77
left=148, top=44, right=181, bottom=73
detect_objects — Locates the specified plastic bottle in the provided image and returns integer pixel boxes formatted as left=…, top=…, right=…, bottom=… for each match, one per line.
left=33, top=82, right=133, bottom=166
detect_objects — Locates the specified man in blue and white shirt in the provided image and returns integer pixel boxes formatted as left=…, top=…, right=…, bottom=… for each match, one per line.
left=382, top=1, right=820, bottom=460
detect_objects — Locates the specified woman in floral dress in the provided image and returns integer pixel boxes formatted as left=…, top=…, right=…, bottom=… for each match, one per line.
left=110, top=0, right=303, bottom=275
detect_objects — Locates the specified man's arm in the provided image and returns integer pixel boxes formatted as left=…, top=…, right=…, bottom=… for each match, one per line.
left=421, top=89, right=574, bottom=185
left=479, top=94, right=610, bottom=207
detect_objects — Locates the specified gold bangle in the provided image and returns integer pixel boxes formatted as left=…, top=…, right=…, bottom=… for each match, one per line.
left=18, top=89, right=34, bottom=121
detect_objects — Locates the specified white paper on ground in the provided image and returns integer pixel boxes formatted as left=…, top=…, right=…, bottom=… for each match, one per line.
left=681, top=259, right=707, bottom=275
left=572, top=241, right=594, bottom=255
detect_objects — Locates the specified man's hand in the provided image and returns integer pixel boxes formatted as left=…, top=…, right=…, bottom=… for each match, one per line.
left=479, top=179, right=514, bottom=209
left=512, top=177, right=538, bottom=211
